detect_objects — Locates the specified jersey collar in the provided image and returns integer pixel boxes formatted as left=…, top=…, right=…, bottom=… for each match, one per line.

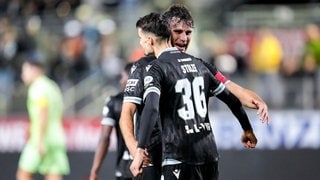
left=158, top=47, right=179, bottom=57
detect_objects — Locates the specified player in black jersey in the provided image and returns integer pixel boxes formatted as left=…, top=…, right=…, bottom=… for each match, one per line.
left=90, top=63, right=134, bottom=180
left=162, top=4, right=269, bottom=123
left=130, top=12, right=257, bottom=180
left=120, top=54, right=162, bottom=180
left=119, top=16, right=163, bottom=180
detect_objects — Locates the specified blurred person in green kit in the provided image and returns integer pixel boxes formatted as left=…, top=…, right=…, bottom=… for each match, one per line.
left=17, top=52, right=70, bottom=180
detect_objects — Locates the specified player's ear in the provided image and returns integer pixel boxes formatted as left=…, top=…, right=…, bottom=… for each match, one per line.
left=147, top=36, right=154, bottom=46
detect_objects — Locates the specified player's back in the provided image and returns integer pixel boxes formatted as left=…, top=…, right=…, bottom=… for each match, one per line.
left=147, top=48, right=222, bottom=164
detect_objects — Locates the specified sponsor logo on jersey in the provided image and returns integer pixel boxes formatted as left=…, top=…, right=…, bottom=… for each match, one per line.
left=177, top=57, right=192, bottom=62
left=125, top=79, right=139, bottom=92
left=126, top=79, right=139, bottom=86
left=181, top=64, right=198, bottom=73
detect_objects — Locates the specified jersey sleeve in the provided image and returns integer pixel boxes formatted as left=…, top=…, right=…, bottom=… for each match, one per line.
left=101, top=96, right=116, bottom=126
left=215, top=89, right=252, bottom=131
left=123, top=63, right=145, bottom=105
left=137, top=64, right=162, bottom=148
left=29, top=84, right=49, bottom=108
left=202, top=60, right=229, bottom=84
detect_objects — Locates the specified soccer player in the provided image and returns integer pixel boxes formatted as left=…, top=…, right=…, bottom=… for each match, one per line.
left=161, top=4, right=269, bottom=122
left=130, top=12, right=257, bottom=180
left=17, top=53, right=70, bottom=180
left=120, top=54, right=162, bottom=178
left=90, top=63, right=134, bottom=180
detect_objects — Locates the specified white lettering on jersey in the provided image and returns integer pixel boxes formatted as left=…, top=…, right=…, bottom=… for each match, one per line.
left=181, top=64, right=198, bottom=73
left=177, top=58, right=192, bottom=62
left=185, top=122, right=211, bottom=134
left=126, top=79, right=139, bottom=86
left=125, top=79, right=139, bottom=92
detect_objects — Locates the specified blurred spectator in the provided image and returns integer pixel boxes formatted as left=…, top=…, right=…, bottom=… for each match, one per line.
left=48, top=19, right=91, bottom=113
left=207, top=35, right=238, bottom=78
left=250, top=27, right=284, bottom=108
left=49, top=19, right=90, bottom=89
left=300, top=23, right=320, bottom=108
left=97, top=18, right=124, bottom=88
left=278, top=29, right=305, bottom=108
left=0, top=16, right=18, bottom=113
left=229, top=39, right=250, bottom=79
left=129, top=45, right=145, bottom=62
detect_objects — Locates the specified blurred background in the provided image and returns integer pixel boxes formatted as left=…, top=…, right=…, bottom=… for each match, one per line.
left=0, top=0, right=320, bottom=179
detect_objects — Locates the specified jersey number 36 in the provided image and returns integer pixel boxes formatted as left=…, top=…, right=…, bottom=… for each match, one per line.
left=175, top=77, right=207, bottom=121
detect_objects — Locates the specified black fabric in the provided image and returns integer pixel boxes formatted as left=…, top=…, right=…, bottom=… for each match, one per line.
left=123, top=55, right=162, bottom=148
left=162, top=161, right=219, bottom=180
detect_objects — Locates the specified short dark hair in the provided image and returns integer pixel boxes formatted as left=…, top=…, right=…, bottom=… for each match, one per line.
left=24, top=51, right=45, bottom=68
left=162, top=4, right=194, bottom=28
left=136, top=12, right=171, bottom=40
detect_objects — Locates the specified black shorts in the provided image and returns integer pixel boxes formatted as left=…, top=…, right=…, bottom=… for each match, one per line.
left=134, top=142, right=162, bottom=180
left=117, top=159, right=133, bottom=179
left=162, top=161, right=219, bottom=180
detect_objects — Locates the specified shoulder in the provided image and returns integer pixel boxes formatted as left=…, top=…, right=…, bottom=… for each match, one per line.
left=135, top=55, right=156, bottom=67
left=107, top=92, right=123, bottom=103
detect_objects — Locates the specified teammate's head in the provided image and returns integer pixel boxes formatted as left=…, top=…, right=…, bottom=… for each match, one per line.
left=120, top=62, right=133, bottom=90
left=136, top=12, right=171, bottom=56
left=162, top=4, right=194, bottom=52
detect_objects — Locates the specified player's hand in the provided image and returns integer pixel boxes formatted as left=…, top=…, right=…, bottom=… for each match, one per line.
left=241, top=129, right=257, bottom=148
left=89, top=173, right=98, bottom=180
left=252, top=99, right=269, bottom=124
left=130, top=148, right=147, bottom=177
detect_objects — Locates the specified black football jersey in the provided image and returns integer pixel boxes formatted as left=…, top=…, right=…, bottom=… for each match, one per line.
left=123, top=55, right=161, bottom=148
left=143, top=48, right=226, bottom=164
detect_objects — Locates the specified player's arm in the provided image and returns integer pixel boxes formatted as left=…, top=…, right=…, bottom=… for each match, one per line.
left=119, top=102, right=138, bottom=157
left=120, top=62, right=145, bottom=157
left=90, top=97, right=116, bottom=179
left=90, top=125, right=113, bottom=180
left=203, top=60, right=269, bottom=123
left=214, top=84, right=257, bottom=148
left=225, top=81, right=269, bottom=123
left=131, top=91, right=160, bottom=177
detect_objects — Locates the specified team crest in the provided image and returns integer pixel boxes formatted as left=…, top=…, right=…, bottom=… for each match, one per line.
left=144, top=76, right=153, bottom=86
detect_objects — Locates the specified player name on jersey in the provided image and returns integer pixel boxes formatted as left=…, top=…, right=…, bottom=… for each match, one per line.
left=181, top=63, right=198, bottom=73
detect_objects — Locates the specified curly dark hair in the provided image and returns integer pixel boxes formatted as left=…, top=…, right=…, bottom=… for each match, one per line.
left=161, top=4, right=194, bottom=29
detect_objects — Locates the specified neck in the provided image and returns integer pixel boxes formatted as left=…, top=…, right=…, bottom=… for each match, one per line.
left=154, top=40, right=171, bottom=58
